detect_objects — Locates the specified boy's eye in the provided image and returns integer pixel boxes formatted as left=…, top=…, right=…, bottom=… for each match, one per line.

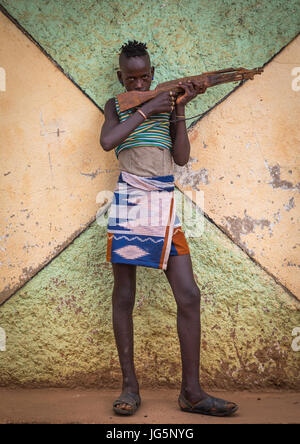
left=128, top=75, right=149, bottom=81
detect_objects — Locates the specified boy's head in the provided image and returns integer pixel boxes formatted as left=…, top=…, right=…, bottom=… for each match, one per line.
left=117, top=40, right=154, bottom=92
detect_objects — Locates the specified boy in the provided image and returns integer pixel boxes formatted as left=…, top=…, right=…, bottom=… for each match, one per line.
left=100, top=40, right=238, bottom=417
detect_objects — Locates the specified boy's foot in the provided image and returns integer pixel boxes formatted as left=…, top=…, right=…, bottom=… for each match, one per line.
left=178, top=391, right=238, bottom=417
left=113, top=391, right=141, bottom=416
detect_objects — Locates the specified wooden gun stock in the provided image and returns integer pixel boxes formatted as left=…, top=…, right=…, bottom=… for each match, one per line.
left=117, top=66, right=264, bottom=112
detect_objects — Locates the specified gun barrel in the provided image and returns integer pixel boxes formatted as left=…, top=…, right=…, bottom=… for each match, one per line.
left=117, top=66, right=264, bottom=111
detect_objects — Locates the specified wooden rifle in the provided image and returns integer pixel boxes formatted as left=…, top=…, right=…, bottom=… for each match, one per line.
left=116, top=67, right=264, bottom=119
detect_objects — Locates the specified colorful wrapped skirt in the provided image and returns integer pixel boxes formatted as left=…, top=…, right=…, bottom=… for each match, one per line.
left=106, top=171, right=190, bottom=270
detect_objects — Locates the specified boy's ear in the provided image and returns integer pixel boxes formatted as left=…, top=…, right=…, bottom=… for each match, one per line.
left=151, top=66, right=155, bottom=79
left=117, top=70, right=123, bottom=85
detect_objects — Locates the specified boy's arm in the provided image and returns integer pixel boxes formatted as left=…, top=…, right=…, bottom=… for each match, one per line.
left=100, top=98, right=149, bottom=151
left=100, top=92, right=173, bottom=151
left=169, top=103, right=190, bottom=166
left=170, top=80, right=207, bottom=166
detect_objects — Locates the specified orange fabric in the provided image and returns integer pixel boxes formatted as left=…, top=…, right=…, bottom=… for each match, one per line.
left=172, top=227, right=190, bottom=255
left=106, top=233, right=113, bottom=262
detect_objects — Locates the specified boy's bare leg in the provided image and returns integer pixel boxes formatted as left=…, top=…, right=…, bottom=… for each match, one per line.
left=164, top=254, right=237, bottom=414
left=112, top=263, right=139, bottom=411
left=164, top=254, right=207, bottom=403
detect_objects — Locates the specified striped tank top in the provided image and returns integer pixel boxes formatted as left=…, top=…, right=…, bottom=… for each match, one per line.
left=114, top=96, right=173, bottom=158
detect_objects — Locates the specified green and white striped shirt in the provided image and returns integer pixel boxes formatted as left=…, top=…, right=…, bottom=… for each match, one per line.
left=114, top=96, right=173, bottom=157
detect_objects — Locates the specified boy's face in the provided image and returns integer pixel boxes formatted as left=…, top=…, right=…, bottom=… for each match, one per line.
left=117, top=55, right=154, bottom=92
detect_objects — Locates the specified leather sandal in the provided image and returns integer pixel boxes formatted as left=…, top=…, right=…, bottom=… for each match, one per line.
left=113, top=392, right=141, bottom=416
left=178, top=393, right=238, bottom=417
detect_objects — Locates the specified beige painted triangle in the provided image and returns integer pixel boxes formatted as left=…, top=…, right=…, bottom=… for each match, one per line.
left=175, top=36, right=300, bottom=299
left=0, top=12, right=119, bottom=304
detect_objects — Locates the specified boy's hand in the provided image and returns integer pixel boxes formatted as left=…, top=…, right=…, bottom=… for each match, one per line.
left=142, top=91, right=176, bottom=116
left=175, top=80, right=207, bottom=107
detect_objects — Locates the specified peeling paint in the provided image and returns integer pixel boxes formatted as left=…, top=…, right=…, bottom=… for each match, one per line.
left=284, top=197, right=295, bottom=211
left=175, top=157, right=209, bottom=190
left=80, top=168, right=119, bottom=179
left=265, top=161, right=300, bottom=192
left=224, top=209, right=271, bottom=248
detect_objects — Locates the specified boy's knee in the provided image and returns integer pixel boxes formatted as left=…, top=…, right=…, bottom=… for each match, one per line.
left=113, top=286, right=136, bottom=311
left=178, top=285, right=201, bottom=311
left=189, top=285, right=201, bottom=305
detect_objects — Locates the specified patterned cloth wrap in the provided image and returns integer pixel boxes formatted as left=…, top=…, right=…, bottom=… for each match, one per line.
left=106, top=171, right=189, bottom=270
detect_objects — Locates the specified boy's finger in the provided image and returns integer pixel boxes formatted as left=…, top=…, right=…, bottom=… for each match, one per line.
left=178, top=81, right=191, bottom=90
left=178, top=81, right=189, bottom=89
left=185, top=81, right=197, bottom=92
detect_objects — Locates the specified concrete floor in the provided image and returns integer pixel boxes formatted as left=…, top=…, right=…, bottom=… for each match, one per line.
left=0, top=388, right=299, bottom=424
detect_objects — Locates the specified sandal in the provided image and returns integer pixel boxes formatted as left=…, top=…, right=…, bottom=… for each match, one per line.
left=113, top=392, right=141, bottom=416
left=178, top=393, right=238, bottom=417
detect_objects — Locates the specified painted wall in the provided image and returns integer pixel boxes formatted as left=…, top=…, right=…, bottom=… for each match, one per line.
left=175, top=37, right=300, bottom=298
left=0, top=0, right=299, bottom=389
left=0, top=12, right=118, bottom=304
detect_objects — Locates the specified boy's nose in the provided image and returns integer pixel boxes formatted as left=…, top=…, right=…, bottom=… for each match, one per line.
left=135, top=79, right=143, bottom=90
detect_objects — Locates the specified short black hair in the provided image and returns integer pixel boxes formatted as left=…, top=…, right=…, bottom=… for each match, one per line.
left=119, top=40, right=148, bottom=58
